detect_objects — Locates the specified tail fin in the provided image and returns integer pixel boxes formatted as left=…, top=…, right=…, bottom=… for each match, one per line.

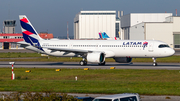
left=114, top=37, right=117, bottom=40
left=99, top=32, right=117, bottom=40
left=99, top=32, right=102, bottom=39
left=19, top=15, right=43, bottom=46
left=102, top=32, right=110, bottom=38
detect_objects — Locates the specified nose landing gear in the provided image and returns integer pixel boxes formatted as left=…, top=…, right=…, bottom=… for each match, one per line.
left=152, top=57, right=157, bottom=66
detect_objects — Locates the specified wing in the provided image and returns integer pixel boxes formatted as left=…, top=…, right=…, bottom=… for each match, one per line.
left=43, top=47, right=115, bottom=58
left=44, top=47, right=93, bottom=53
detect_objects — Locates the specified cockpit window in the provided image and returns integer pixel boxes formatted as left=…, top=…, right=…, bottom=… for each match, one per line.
left=158, top=44, right=170, bottom=48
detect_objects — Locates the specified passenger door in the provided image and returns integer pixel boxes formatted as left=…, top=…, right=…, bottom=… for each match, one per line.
left=148, top=41, right=154, bottom=52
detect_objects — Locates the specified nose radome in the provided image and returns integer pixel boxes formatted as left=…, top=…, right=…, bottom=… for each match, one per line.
left=170, top=49, right=175, bottom=56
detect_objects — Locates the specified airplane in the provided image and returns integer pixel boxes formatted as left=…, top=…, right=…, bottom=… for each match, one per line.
left=99, top=32, right=117, bottom=40
left=18, top=15, right=175, bottom=66
left=99, top=32, right=110, bottom=39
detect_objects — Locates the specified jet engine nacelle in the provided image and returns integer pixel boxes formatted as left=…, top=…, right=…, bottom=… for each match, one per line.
left=113, top=57, right=132, bottom=63
left=87, top=52, right=105, bottom=63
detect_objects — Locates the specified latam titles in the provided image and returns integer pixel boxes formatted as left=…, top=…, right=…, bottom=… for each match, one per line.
left=123, top=42, right=142, bottom=45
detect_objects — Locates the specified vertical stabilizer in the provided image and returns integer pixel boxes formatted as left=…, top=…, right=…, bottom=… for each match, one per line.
left=102, top=32, right=110, bottom=38
left=99, top=32, right=102, bottom=39
left=19, top=15, right=43, bottom=46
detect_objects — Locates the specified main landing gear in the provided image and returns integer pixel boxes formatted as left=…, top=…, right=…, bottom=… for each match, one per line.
left=152, top=57, right=157, bottom=66
left=79, top=58, right=87, bottom=66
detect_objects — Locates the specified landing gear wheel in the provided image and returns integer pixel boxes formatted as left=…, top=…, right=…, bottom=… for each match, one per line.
left=80, top=60, right=84, bottom=66
left=98, top=61, right=106, bottom=65
left=79, top=60, right=87, bottom=66
left=152, top=57, right=157, bottom=66
left=153, top=63, right=157, bottom=66
left=84, top=61, right=87, bottom=65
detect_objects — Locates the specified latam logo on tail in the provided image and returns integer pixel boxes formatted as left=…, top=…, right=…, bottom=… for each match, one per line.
left=20, top=16, right=44, bottom=51
left=20, top=17, right=37, bottom=35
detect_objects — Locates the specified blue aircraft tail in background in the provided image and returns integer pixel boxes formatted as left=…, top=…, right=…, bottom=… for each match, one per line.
left=99, top=32, right=117, bottom=40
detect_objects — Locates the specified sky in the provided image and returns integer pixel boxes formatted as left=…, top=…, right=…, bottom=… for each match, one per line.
left=0, top=0, right=180, bottom=37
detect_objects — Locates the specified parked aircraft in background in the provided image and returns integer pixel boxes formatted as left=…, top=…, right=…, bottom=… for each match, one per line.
left=99, top=32, right=110, bottom=39
left=18, top=15, right=175, bottom=66
left=99, top=32, right=117, bottom=40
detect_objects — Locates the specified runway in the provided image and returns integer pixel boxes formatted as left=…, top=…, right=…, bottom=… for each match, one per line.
left=0, top=62, right=180, bottom=70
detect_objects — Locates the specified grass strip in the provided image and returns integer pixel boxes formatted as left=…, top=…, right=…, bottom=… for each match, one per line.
left=0, top=68, right=180, bottom=95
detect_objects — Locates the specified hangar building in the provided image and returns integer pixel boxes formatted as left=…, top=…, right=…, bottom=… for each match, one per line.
left=120, top=13, right=180, bottom=48
left=74, top=11, right=120, bottom=39
left=74, top=11, right=180, bottom=48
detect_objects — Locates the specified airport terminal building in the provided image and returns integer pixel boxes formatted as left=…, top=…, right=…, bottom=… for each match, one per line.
left=0, top=20, right=23, bottom=49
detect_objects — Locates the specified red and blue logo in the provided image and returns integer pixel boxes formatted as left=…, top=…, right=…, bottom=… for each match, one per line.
left=143, top=41, right=148, bottom=46
left=143, top=41, right=148, bottom=50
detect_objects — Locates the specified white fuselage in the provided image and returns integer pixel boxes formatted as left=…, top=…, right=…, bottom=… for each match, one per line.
left=37, top=40, right=175, bottom=58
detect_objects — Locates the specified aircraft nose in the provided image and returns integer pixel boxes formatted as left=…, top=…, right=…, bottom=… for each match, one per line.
left=169, top=49, right=175, bottom=56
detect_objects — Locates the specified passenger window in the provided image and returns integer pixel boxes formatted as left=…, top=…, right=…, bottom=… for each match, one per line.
left=120, top=96, right=137, bottom=101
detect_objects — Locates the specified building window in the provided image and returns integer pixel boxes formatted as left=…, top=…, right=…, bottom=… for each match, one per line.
left=116, top=23, right=119, bottom=38
left=174, top=34, right=180, bottom=48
